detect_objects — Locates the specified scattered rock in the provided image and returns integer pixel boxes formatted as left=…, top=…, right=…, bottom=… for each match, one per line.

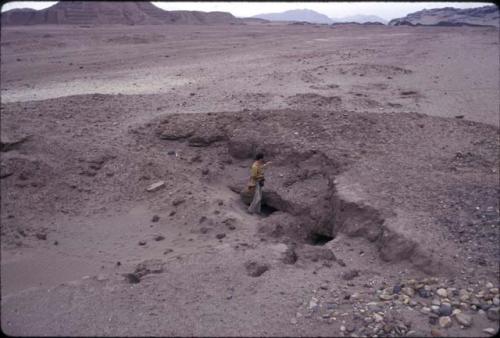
left=169, top=211, right=176, bottom=216
left=437, top=288, right=448, bottom=298
left=342, top=269, right=360, bottom=281
left=138, top=240, right=146, bottom=246
left=439, top=316, right=452, bottom=328
left=202, top=168, right=209, bottom=175
left=373, top=313, right=384, bottom=322
left=454, top=115, right=464, bottom=119
left=402, top=287, right=415, bottom=297
left=245, top=261, right=269, bottom=277
left=367, top=302, right=381, bottom=312
left=308, top=297, right=319, bottom=311
left=96, top=273, right=108, bottom=281
left=282, top=248, right=298, bottom=264
left=172, top=198, right=185, bottom=206
left=153, top=235, right=165, bottom=241
left=383, top=323, right=393, bottom=333
left=454, top=313, right=472, bottom=327
left=486, top=307, right=499, bottom=321
left=418, top=288, right=432, bottom=298
left=483, top=328, right=497, bottom=335
left=163, top=249, right=173, bottom=255
left=421, top=307, right=431, bottom=314
left=480, top=303, right=491, bottom=311
left=134, top=259, right=165, bottom=278
left=151, top=215, right=160, bottom=222
left=146, top=181, right=165, bottom=192
left=430, top=328, right=446, bottom=337
left=35, top=233, right=47, bottom=240
left=116, top=261, right=121, bottom=266
left=346, top=324, right=355, bottom=333
left=216, top=233, right=226, bottom=239
left=123, top=273, right=141, bottom=284
left=439, top=303, right=453, bottom=316
left=53, top=240, right=58, bottom=245
left=379, top=293, right=393, bottom=301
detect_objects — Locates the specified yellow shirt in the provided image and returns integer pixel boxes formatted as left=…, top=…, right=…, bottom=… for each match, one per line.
left=248, top=161, right=265, bottom=187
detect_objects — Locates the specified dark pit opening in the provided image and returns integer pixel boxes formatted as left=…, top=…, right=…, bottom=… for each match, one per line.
left=309, top=232, right=335, bottom=246
left=261, top=203, right=278, bottom=217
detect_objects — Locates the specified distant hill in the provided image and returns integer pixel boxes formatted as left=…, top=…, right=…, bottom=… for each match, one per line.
left=331, top=22, right=385, bottom=27
left=252, top=9, right=333, bottom=24
left=332, top=14, right=387, bottom=24
left=1, top=1, right=241, bottom=25
left=251, top=9, right=388, bottom=25
left=389, top=5, right=499, bottom=27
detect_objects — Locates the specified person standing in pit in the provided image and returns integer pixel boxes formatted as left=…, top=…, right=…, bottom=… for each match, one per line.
left=247, top=153, right=271, bottom=214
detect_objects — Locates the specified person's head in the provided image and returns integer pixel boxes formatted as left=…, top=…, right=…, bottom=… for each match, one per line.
left=255, top=153, right=264, bottom=161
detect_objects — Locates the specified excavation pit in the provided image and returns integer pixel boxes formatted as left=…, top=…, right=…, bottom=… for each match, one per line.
left=152, top=108, right=482, bottom=275
left=308, top=233, right=335, bottom=246
left=260, top=203, right=278, bottom=217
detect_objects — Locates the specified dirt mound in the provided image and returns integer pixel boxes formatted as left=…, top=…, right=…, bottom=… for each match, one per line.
left=1, top=1, right=241, bottom=26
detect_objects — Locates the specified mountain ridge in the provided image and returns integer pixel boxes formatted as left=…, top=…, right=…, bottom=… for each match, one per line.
left=252, top=9, right=333, bottom=24
left=1, top=1, right=241, bottom=25
left=251, top=9, right=387, bottom=24
left=389, top=5, right=499, bottom=27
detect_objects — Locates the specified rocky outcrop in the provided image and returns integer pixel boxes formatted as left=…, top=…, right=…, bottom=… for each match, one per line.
left=389, top=5, right=499, bottom=27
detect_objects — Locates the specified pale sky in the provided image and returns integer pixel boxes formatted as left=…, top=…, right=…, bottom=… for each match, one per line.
left=1, top=1, right=494, bottom=21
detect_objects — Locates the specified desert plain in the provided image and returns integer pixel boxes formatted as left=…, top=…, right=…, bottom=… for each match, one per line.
left=1, top=22, right=499, bottom=336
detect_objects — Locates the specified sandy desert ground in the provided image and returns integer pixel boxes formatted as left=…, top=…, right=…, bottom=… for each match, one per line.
left=1, top=23, right=499, bottom=336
